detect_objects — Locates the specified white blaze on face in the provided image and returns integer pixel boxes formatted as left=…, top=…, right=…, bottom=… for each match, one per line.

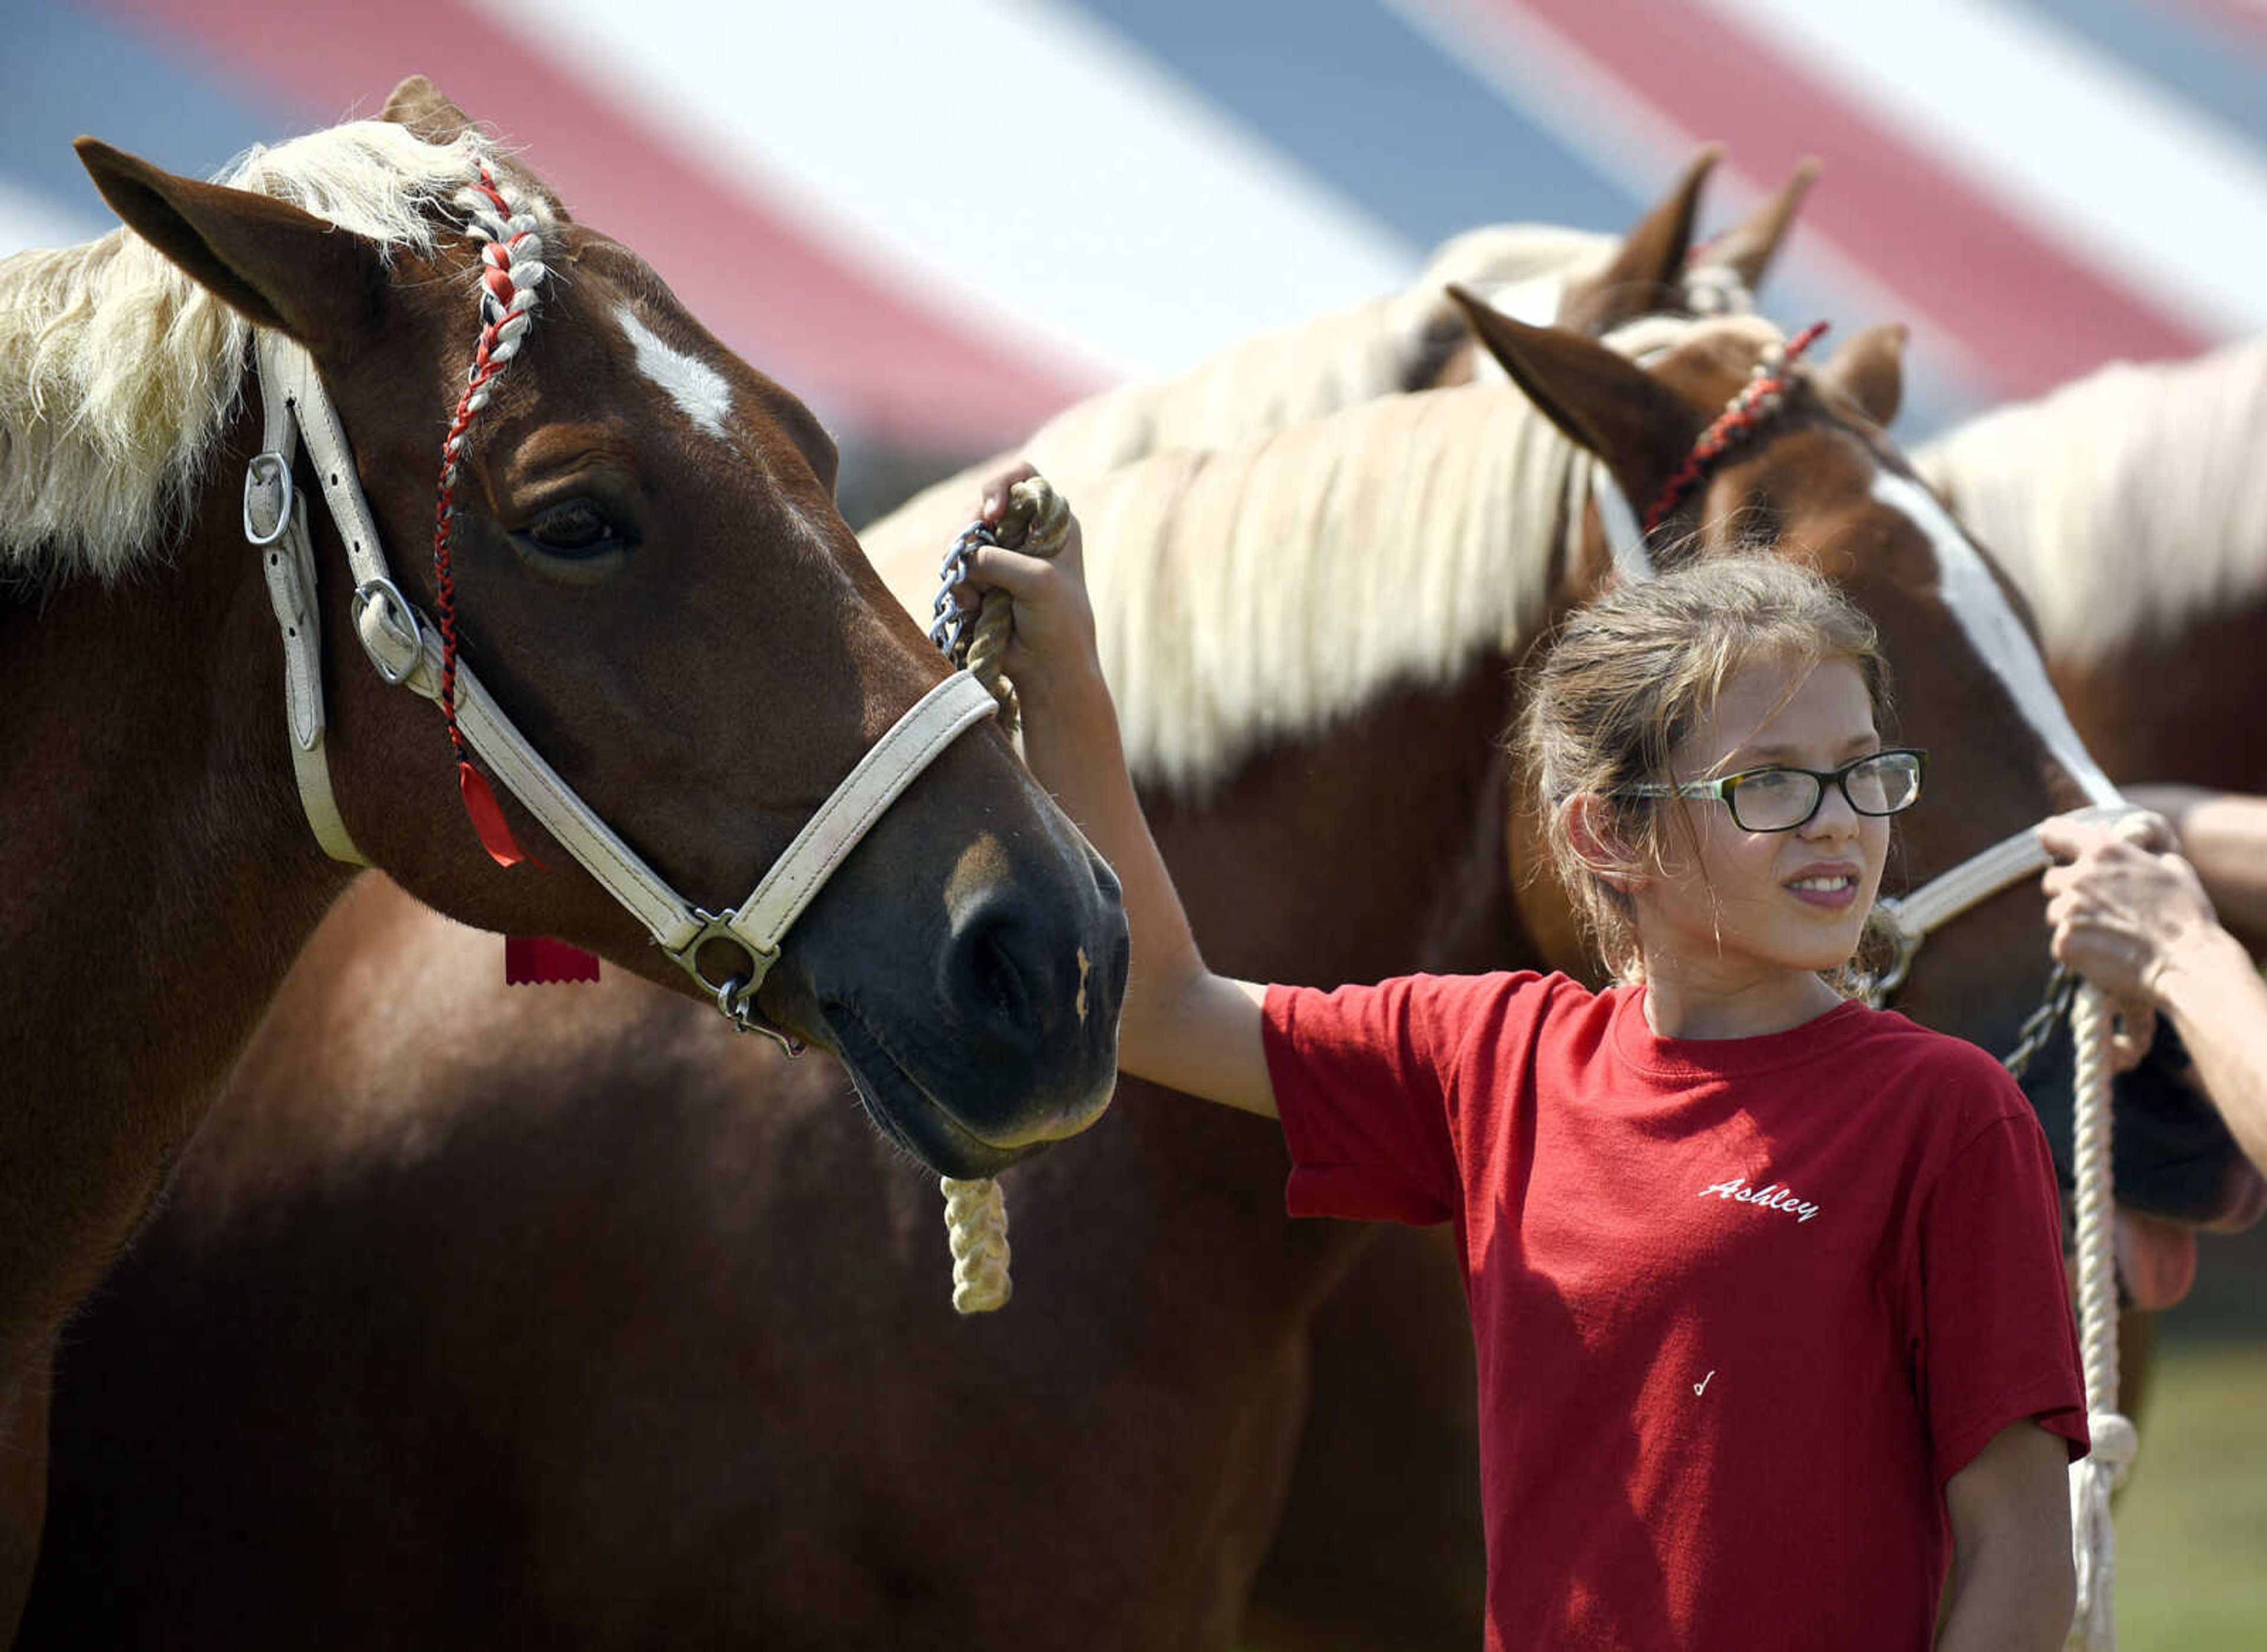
left=1870, top=470, right=2121, bottom=808
left=616, top=306, right=733, bottom=439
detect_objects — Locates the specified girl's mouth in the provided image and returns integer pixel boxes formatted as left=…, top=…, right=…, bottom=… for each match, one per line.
left=1785, top=873, right=1859, bottom=909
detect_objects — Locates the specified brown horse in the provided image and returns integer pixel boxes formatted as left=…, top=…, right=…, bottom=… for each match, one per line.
left=29, top=296, right=2256, bottom=1647
left=0, top=77, right=1123, bottom=1625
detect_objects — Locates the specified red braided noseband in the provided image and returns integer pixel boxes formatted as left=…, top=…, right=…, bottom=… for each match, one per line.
left=1641, top=320, right=1830, bottom=536
left=432, top=160, right=548, bottom=867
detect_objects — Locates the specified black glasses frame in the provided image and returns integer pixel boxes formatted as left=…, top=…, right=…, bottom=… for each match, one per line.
left=1624, top=747, right=1928, bottom=833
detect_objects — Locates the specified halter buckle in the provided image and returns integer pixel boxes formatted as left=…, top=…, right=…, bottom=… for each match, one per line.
left=243, top=451, right=296, bottom=547
left=351, top=577, right=427, bottom=687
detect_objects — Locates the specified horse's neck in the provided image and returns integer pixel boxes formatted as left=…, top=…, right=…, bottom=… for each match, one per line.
left=0, top=466, right=351, bottom=1341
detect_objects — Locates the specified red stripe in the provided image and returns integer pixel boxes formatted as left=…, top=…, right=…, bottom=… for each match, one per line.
left=2152, top=0, right=2267, bottom=51
left=1484, top=0, right=2209, bottom=399
left=102, top=0, right=1093, bottom=448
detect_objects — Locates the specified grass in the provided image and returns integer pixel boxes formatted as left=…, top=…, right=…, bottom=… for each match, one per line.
left=2114, top=1339, right=2267, bottom=1648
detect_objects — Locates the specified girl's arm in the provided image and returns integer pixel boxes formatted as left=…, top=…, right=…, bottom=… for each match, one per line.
left=1937, top=1420, right=2075, bottom=1651
left=959, top=468, right=1278, bottom=1118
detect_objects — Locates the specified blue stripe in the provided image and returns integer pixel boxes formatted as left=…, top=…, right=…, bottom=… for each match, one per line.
left=0, top=0, right=305, bottom=230
left=1067, top=0, right=1645, bottom=247
left=2010, top=0, right=2267, bottom=149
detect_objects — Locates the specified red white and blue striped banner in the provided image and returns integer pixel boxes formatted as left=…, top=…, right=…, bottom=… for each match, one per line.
left=6, top=0, right=2262, bottom=447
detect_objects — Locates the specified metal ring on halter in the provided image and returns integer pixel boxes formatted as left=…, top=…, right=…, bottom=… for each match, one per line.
left=713, top=969, right=752, bottom=1023
left=664, top=910, right=802, bottom=1054
left=351, top=577, right=427, bottom=687
left=242, top=451, right=296, bottom=547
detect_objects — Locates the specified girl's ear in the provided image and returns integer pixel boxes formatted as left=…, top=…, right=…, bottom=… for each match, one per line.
left=1564, top=794, right=1644, bottom=893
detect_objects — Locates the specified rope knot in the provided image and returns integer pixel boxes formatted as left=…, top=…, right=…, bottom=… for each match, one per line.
left=2086, top=1410, right=2139, bottom=1487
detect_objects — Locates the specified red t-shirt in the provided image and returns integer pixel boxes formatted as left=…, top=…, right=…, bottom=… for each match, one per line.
left=1263, top=971, right=2088, bottom=1652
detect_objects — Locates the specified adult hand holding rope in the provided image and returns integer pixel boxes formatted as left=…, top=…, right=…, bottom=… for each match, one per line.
left=2041, top=805, right=2267, bottom=1180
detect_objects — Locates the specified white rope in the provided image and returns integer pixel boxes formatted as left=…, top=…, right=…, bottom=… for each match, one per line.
left=941, top=1175, right=1012, bottom=1315
left=2066, top=979, right=2135, bottom=1650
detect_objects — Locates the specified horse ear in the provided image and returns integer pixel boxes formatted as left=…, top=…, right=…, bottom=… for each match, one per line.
left=1557, top=143, right=1722, bottom=335
left=1447, top=283, right=1702, bottom=499
left=1820, top=322, right=1907, bottom=429
left=74, top=137, right=387, bottom=351
left=1696, top=157, right=1819, bottom=297
left=381, top=76, right=481, bottom=145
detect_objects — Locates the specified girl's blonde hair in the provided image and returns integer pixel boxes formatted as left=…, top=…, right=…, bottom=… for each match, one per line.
left=1518, top=555, right=1893, bottom=982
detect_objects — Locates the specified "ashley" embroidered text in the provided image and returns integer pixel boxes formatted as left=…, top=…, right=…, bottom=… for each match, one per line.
left=1698, top=1176, right=1820, bottom=1223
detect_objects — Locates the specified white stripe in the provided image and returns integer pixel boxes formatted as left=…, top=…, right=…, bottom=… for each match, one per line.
left=1870, top=471, right=2119, bottom=808
left=0, top=179, right=107, bottom=261
left=1703, top=0, right=2267, bottom=336
left=470, top=0, right=1419, bottom=381
left=617, top=306, right=734, bottom=439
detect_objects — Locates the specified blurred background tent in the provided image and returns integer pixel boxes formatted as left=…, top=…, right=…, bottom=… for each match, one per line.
left=7, top=0, right=2266, bottom=507
left=6, top=1, right=2265, bottom=1639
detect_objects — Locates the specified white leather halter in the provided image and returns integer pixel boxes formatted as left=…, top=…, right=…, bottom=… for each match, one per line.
left=241, top=329, right=996, bottom=1051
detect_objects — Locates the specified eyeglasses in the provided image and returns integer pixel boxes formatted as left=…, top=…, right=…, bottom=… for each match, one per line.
left=1624, top=748, right=1926, bottom=833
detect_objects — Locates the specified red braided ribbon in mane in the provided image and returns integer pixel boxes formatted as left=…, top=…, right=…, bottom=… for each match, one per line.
left=1641, top=321, right=1831, bottom=537
left=432, top=163, right=541, bottom=869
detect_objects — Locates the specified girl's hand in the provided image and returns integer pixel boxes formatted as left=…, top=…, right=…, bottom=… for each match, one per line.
left=953, top=462, right=1100, bottom=690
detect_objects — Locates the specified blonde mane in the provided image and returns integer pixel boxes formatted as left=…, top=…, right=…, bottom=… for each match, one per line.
left=877, top=379, right=1584, bottom=796
left=1917, top=338, right=2267, bottom=662
left=1, top=119, right=525, bottom=585
left=1074, top=381, right=1582, bottom=793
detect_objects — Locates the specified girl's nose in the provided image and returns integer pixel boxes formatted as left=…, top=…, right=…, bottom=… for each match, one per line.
left=1803, top=783, right=1863, bottom=838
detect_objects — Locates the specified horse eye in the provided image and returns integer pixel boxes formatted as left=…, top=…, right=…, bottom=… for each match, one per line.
left=524, top=499, right=619, bottom=557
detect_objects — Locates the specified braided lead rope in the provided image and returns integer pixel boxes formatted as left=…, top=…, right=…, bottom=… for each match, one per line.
left=931, top=476, right=1073, bottom=1314
left=2064, top=827, right=2150, bottom=1649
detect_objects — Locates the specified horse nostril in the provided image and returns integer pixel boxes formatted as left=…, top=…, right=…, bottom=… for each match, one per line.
left=945, top=892, right=1041, bottom=1039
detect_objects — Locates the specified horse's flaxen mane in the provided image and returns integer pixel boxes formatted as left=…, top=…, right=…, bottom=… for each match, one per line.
left=0, top=119, right=541, bottom=585
left=1917, top=338, right=2267, bottom=662
left=1056, top=380, right=1579, bottom=795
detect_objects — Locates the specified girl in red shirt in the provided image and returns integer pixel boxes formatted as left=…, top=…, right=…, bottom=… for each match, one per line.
left=958, top=468, right=2085, bottom=1651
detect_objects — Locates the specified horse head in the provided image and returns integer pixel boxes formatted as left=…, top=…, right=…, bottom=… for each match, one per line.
left=1450, top=289, right=2263, bottom=1283
left=70, top=78, right=1125, bottom=1177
